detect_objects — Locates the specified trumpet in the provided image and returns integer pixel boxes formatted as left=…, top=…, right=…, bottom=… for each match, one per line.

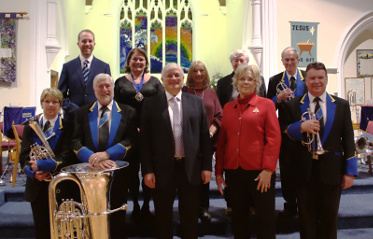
left=301, top=108, right=327, bottom=159
left=276, top=82, right=294, bottom=99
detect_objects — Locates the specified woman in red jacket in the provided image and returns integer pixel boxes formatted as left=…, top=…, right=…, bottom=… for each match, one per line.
left=215, top=64, right=281, bottom=239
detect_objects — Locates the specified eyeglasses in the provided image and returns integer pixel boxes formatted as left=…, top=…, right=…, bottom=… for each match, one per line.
left=238, top=78, right=255, bottom=83
left=43, top=100, right=60, bottom=105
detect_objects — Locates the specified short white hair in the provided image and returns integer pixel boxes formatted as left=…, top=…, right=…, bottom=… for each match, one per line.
left=161, top=63, right=184, bottom=78
left=93, top=73, right=113, bottom=88
left=281, top=47, right=299, bottom=59
left=229, top=49, right=250, bottom=63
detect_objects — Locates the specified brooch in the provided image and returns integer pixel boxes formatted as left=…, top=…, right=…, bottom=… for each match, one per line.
left=253, top=108, right=259, bottom=114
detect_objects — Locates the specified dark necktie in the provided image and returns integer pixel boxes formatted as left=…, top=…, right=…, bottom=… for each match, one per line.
left=314, top=97, right=324, bottom=139
left=170, top=97, right=184, bottom=157
left=43, top=120, right=53, bottom=139
left=290, top=76, right=296, bottom=91
left=82, top=60, right=89, bottom=87
left=98, top=106, right=109, bottom=152
left=43, top=120, right=50, bottom=133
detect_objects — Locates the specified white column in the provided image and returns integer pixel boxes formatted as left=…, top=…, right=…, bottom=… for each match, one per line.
left=46, top=0, right=61, bottom=69
left=261, top=0, right=277, bottom=82
left=246, top=0, right=263, bottom=72
left=30, top=0, right=57, bottom=112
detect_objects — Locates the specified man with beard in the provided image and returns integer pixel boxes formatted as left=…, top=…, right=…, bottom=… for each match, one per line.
left=71, top=73, right=137, bottom=239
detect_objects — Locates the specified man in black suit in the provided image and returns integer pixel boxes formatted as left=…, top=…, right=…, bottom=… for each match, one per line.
left=267, top=47, right=307, bottom=216
left=140, top=63, right=212, bottom=239
left=72, top=73, right=137, bottom=239
left=283, top=62, right=357, bottom=239
left=58, top=29, right=111, bottom=121
left=216, top=49, right=266, bottom=108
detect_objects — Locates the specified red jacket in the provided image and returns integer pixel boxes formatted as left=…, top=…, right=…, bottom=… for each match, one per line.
left=215, top=93, right=281, bottom=176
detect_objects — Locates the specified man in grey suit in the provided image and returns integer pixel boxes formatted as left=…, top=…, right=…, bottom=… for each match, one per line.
left=140, top=63, right=212, bottom=239
left=58, top=29, right=111, bottom=121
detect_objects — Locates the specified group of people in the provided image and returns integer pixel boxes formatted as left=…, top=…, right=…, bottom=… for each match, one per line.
left=19, top=28, right=358, bottom=239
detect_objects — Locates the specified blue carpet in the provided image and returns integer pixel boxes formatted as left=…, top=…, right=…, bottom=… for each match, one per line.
left=1, top=159, right=373, bottom=238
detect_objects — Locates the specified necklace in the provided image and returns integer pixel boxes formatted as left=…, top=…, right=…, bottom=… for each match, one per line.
left=131, top=73, right=145, bottom=102
left=193, top=87, right=205, bottom=99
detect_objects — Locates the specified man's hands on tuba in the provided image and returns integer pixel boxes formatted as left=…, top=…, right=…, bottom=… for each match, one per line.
left=88, top=151, right=115, bottom=170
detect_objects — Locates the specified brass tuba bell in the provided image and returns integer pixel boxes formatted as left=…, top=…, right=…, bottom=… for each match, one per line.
left=49, top=161, right=129, bottom=239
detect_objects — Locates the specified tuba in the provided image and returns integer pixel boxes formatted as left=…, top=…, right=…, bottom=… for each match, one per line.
left=301, top=108, right=327, bottom=158
left=355, top=132, right=373, bottom=164
left=49, top=161, right=129, bottom=239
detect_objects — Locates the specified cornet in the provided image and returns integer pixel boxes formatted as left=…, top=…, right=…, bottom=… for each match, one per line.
left=301, top=108, right=327, bottom=159
left=276, top=82, right=294, bottom=99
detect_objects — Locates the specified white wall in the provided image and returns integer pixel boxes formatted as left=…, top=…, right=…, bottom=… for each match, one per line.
left=276, top=0, right=373, bottom=96
left=0, top=0, right=31, bottom=113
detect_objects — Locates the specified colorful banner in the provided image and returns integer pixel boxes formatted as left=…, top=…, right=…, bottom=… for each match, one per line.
left=290, top=21, right=318, bottom=67
left=0, top=18, right=16, bottom=82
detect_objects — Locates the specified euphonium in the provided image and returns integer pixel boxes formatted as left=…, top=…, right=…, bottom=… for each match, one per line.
left=49, top=161, right=129, bottom=239
left=28, top=119, right=56, bottom=180
left=276, top=82, right=294, bottom=99
left=301, top=108, right=327, bottom=158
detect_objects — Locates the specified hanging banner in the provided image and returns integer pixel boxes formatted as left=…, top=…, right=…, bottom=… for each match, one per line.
left=0, top=15, right=16, bottom=82
left=290, top=21, right=318, bottom=67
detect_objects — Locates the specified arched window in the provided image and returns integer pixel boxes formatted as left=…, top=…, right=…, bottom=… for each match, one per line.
left=119, top=0, right=193, bottom=74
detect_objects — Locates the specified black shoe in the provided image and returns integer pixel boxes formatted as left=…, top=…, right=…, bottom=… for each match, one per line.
left=199, top=209, right=212, bottom=223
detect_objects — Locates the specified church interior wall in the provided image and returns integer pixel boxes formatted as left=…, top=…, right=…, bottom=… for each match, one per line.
left=276, top=0, right=373, bottom=96
left=0, top=0, right=31, bottom=112
left=1, top=0, right=373, bottom=113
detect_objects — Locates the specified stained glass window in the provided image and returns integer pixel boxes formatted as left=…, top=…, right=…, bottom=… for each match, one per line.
left=119, top=0, right=193, bottom=74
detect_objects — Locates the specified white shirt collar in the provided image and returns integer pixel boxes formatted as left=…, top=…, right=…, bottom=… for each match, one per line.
left=286, top=70, right=297, bottom=80
left=97, top=100, right=114, bottom=112
left=42, top=114, right=58, bottom=128
left=165, top=90, right=182, bottom=102
left=308, top=91, right=327, bottom=104
left=79, top=54, right=94, bottom=67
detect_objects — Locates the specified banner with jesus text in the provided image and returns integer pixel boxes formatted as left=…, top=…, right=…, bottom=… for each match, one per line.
left=291, top=21, right=318, bottom=67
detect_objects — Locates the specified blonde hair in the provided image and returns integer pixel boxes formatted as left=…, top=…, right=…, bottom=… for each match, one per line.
left=40, top=88, right=63, bottom=106
left=232, top=64, right=262, bottom=93
left=186, top=61, right=210, bottom=88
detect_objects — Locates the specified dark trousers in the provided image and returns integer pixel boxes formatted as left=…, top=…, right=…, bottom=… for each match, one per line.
left=153, top=161, right=200, bottom=239
left=110, top=168, right=128, bottom=239
left=200, top=182, right=210, bottom=210
left=225, top=168, right=276, bottom=239
left=279, top=153, right=298, bottom=213
left=127, top=150, right=153, bottom=211
left=125, top=156, right=140, bottom=209
left=297, top=172, right=342, bottom=239
left=31, top=183, right=50, bottom=239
